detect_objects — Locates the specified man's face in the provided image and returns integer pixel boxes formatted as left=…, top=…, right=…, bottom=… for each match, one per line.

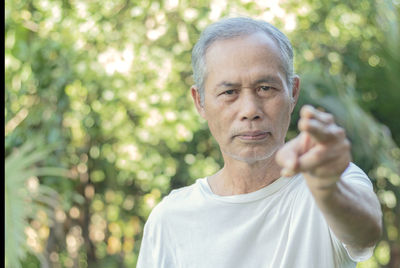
left=192, top=32, right=299, bottom=164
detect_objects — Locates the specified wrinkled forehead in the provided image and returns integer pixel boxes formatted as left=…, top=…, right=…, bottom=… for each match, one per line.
left=203, top=32, right=286, bottom=84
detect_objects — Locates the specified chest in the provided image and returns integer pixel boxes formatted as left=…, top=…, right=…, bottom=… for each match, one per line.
left=167, top=189, right=336, bottom=267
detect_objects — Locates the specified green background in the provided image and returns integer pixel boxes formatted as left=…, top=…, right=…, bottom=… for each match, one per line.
left=5, top=0, right=400, bottom=267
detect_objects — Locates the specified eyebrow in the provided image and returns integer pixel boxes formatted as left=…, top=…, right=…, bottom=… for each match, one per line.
left=216, top=75, right=282, bottom=89
left=216, top=81, right=241, bottom=88
left=253, top=75, right=281, bottom=85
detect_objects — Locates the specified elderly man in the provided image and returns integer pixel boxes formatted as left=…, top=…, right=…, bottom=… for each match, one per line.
left=137, top=17, right=382, bottom=268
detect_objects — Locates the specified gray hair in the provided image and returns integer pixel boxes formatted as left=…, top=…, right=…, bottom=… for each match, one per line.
left=191, top=17, right=295, bottom=104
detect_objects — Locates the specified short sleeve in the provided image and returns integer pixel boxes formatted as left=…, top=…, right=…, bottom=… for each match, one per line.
left=136, top=198, right=177, bottom=268
left=136, top=216, right=156, bottom=268
left=341, top=162, right=373, bottom=190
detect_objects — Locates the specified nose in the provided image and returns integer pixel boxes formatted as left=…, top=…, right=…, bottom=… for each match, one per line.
left=239, top=91, right=262, bottom=121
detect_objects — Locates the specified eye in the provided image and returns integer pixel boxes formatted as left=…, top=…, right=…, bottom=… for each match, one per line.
left=219, top=89, right=238, bottom=99
left=259, top=86, right=272, bottom=91
left=224, top=89, right=236, bottom=95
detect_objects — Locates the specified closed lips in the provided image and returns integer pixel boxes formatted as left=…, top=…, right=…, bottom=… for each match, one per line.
left=235, top=131, right=270, bottom=140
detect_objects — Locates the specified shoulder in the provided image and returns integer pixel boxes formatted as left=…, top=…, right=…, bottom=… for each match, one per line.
left=138, top=183, right=202, bottom=268
left=341, top=162, right=373, bottom=190
left=145, top=180, right=202, bottom=227
left=161, top=180, right=202, bottom=211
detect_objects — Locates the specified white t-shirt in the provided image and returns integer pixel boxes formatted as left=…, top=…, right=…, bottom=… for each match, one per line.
left=137, top=163, right=376, bottom=268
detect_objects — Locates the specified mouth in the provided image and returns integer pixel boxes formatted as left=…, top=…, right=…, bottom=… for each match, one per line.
left=234, top=131, right=270, bottom=141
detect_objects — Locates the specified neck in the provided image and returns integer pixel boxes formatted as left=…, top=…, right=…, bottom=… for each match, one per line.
left=208, top=152, right=282, bottom=196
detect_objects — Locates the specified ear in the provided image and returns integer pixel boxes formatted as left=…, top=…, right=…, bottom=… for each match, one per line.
left=290, top=75, right=300, bottom=113
left=191, top=86, right=206, bottom=119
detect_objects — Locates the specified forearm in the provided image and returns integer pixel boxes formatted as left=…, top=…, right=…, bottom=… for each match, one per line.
left=307, top=176, right=382, bottom=248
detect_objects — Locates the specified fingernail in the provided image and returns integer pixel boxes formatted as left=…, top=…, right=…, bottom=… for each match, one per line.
left=301, top=105, right=313, bottom=117
left=306, top=104, right=314, bottom=110
left=281, top=168, right=294, bottom=177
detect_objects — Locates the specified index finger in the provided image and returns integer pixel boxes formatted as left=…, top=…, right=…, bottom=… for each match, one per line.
left=300, top=105, right=335, bottom=125
left=298, top=116, right=346, bottom=143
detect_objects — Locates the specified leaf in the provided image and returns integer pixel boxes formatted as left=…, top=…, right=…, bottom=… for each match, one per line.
left=5, top=138, right=68, bottom=267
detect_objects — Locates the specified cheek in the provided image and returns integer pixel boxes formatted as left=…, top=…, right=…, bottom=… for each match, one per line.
left=270, top=98, right=292, bottom=130
left=207, top=115, right=224, bottom=137
left=205, top=110, right=231, bottom=142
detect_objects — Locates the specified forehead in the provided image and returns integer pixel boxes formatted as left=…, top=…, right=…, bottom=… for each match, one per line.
left=204, top=32, right=285, bottom=86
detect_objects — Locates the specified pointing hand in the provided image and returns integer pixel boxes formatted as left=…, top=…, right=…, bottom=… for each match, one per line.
left=276, top=105, right=351, bottom=190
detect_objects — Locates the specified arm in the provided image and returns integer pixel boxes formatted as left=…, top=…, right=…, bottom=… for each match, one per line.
left=309, top=173, right=382, bottom=249
left=276, top=105, right=382, bottom=249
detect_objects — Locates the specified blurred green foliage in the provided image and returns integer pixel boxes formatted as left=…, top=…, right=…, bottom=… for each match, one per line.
left=4, top=0, right=400, bottom=267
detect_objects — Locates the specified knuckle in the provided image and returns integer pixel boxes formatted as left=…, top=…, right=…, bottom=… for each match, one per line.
left=343, top=139, right=351, bottom=150
left=297, top=119, right=304, bottom=129
left=325, top=114, right=334, bottom=123
left=335, top=127, right=346, bottom=139
left=316, top=147, right=328, bottom=158
left=299, top=118, right=311, bottom=131
left=325, top=125, right=337, bottom=137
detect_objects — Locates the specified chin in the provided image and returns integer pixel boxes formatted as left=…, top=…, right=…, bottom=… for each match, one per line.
left=223, top=146, right=278, bottom=164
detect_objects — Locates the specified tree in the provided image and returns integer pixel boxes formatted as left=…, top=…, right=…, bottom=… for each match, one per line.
left=5, top=0, right=399, bottom=267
